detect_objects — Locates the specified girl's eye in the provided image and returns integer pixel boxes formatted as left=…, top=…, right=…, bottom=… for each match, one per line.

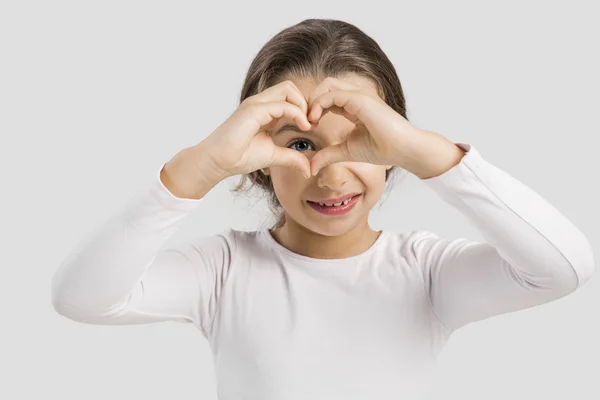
left=288, top=139, right=315, bottom=152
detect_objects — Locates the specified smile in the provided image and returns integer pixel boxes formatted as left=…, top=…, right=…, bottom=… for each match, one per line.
left=306, top=194, right=362, bottom=215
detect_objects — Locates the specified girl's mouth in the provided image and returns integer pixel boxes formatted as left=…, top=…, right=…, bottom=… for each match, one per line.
left=306, top=194, right=361, bottom=215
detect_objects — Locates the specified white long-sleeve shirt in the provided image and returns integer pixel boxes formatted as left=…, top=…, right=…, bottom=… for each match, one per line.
left=51, top=142, right=595, bottom=400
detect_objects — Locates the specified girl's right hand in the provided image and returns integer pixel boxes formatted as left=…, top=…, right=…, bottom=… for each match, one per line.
left=198, top=80, right=314, bottom=179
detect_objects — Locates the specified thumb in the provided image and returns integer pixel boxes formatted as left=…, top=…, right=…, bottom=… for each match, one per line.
left=270, top=146, right=312, bottom=179
left=310, top=143, right=350, bottom=176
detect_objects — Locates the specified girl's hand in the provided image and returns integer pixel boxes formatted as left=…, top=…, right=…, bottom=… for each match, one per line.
left=199, top=80, right=314, bottom=179
left=305, top=77, right=423, bottom=176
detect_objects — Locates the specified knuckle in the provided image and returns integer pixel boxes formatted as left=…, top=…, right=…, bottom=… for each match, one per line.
left=240, top=97, right=254, bottom=108
left=341, top=143, right=351, bottom=159
left=284, top=101, right=298, bottom=114
left=283, top=80, right=297, bottom=92
left=239, top=101, right=255, bottom=114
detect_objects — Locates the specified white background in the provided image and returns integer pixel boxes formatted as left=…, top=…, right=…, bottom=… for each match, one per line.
left=1, top=1, right=598, bottom=399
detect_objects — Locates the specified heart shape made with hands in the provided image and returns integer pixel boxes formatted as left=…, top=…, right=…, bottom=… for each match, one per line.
left=295, top=76, right=419, bottom=176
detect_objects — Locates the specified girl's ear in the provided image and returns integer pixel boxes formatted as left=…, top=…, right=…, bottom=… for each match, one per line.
left=261, top=168, right=270, bottom=176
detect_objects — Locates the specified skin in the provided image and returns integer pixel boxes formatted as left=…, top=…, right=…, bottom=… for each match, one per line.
left=262, top=74, right=393, bottom=259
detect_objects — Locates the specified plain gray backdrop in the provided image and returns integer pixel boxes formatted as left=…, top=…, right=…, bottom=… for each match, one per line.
left=1, top=1, right=598, bottom=399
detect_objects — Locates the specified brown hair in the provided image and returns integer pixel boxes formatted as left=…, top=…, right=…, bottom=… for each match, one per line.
left=231, top=18, right=409, bottom=229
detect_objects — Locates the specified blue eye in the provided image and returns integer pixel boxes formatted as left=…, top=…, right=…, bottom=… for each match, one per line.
left=288, top=139, right=315, bottom=152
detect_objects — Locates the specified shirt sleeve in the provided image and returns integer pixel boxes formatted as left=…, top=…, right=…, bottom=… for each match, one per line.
left=414, top=143, right=595, bottom=333
left=50, top=163, right=234, bottom=338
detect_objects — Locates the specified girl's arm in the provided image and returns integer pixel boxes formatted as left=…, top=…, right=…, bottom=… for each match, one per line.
left=413, top=143, right=595, bottom=333
left=51, top=150, right=234, bottom=338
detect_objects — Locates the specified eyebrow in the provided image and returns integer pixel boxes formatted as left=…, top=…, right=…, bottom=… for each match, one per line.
left=271, top=123, right=316, bottom=137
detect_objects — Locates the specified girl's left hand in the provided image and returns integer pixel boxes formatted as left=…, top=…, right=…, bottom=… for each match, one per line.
left=306, top=77, right=422, bottom=176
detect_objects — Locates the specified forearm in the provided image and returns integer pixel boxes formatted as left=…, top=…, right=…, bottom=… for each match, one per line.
left=51, top=173, right=202, bottom=318
left=393, top=129, right=466, bottom=180
left=161, top=145, right=229, bottom=200
left=417, top=143, right=595, bottom=330
left=51, top=148, right=222, bottom=318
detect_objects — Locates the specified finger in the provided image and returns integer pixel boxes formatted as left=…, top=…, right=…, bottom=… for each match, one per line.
left=270, top=146, right=312, bottom=179
left=254, top=101, right=312, bottom=132
left=307, top=76, right=360, bottom=111
left=308, top=91, right=364, bottom=125
left=310, top=141, right=352, bottom=176
left=253, top=80, right=309, bottom=116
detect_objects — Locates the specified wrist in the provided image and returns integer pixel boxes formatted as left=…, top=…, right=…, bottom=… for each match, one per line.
left=187, top=144, right=232, bottom=183
left=160, top=146, right=227, bottom=200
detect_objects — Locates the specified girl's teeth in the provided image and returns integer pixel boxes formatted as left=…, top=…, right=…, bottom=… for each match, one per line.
left=318, top=197, right=352, bottom=207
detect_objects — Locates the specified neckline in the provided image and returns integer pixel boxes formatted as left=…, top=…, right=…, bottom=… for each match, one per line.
left=260, top=227, right=389, bottom=263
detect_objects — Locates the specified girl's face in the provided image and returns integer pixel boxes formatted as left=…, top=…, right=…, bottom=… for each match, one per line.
left=265, top=74, right=392, bottom=237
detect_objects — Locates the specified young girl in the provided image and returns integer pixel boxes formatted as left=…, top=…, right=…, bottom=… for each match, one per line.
left=51, top=18, right=595, bottom=399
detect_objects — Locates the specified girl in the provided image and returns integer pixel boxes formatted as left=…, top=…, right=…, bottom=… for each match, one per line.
left=51, top=18, right=595, bottom=400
